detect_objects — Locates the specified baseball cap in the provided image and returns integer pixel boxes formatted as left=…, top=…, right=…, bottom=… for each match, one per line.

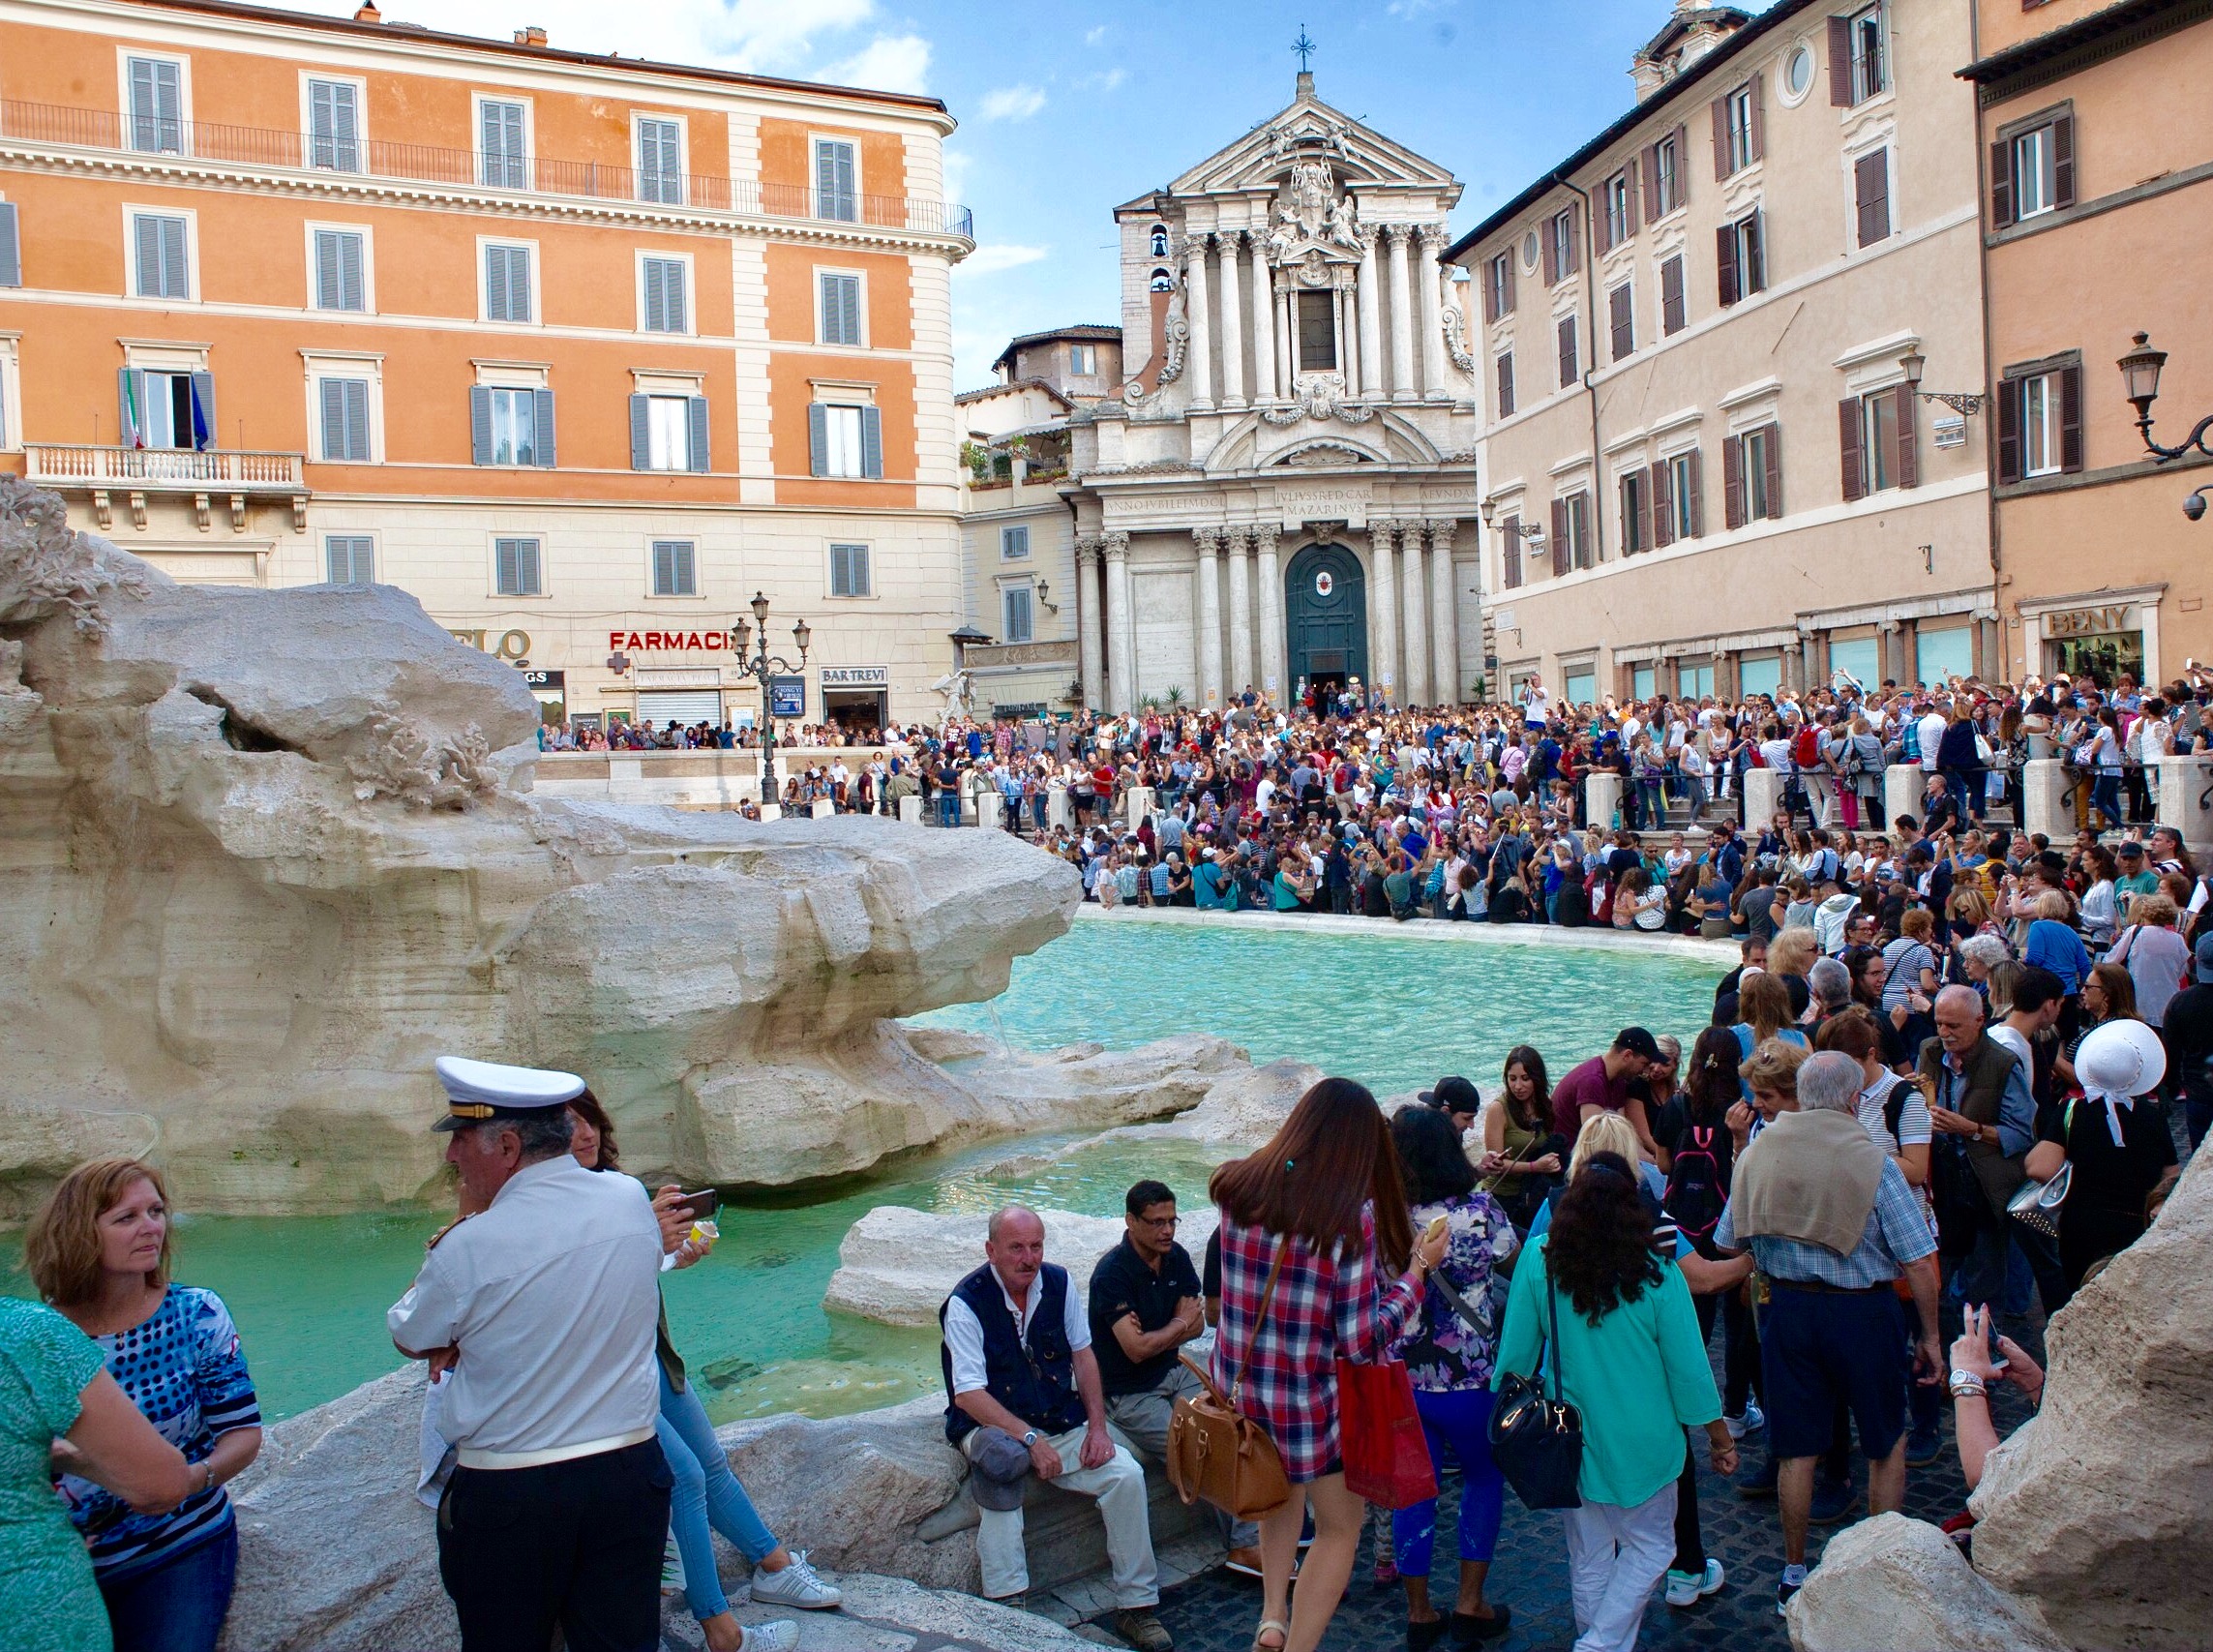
left=1420, top=1075, right=1482, bottom=1116
left=1613, top=1028, right=1664, bottom=1062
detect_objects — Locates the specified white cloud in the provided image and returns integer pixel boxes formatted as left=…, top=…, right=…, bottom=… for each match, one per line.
left=959, top=244, right=1050, bottom=277
left=978, top=83, right=1048, bottom=122
left=822, top=32, right=933, bottom=93
left=1083, top=68, right=1126, bottom=93
left=1084, top=24, right=1108, bottom=46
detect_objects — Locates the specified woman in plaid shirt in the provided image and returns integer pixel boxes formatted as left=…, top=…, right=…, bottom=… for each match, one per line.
left=1210, top=1079, right=1450, bottom=1652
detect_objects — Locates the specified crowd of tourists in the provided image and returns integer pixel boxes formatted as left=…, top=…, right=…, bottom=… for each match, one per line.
left=3, top=775, right=2196, bottom=1651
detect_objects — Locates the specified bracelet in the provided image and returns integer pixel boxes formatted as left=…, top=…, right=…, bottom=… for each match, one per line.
left=1949, top=1379, right=1989, bottom=1399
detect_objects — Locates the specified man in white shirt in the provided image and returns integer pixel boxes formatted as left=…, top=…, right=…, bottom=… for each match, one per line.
left=940, top=1206, right=1168, bottom=1650
left=1918, top=700, right=1950, bottom=775
left=389, top=1057, right=670, bottom=1652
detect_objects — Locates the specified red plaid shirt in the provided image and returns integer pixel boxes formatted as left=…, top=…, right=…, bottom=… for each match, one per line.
left=1210, top=1202, right=1420, bottom=1483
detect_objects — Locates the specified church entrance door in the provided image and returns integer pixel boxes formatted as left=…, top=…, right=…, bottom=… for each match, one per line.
left=1284, top=541, right=1368, bottom=705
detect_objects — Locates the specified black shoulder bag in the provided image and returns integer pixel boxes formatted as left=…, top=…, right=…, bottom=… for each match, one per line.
left=1486, top=1260, right=1584, bottom=1510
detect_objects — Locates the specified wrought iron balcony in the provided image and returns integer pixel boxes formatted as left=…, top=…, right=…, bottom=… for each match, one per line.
left=0, top=99, right=973, bottom=241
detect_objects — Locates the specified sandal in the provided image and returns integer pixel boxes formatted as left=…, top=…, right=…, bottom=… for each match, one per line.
left=1252, top=1619, right=1290, bottom=1652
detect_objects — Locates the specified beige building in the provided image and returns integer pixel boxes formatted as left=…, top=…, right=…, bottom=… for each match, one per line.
left=1446, top=0, right=1994, bottom=705
left=1965, top=0, right=2213, bottom=685
left=0, top=0, right=974, bottom=735
left=1062, top=72, right=1482, bottom=713
left=952, top=326, right=1122, bottom=716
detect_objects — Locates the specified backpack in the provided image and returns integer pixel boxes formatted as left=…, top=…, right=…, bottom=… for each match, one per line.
left=1663, top=1124, right=1727, bottom=1249
left=1880, top=1079, right=1916, bottom=1152
left=1793, top=726, right=1822, bottom=769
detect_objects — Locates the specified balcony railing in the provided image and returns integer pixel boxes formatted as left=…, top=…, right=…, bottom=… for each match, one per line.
left=0, top=99, right=974, bottom=240
left=26, top=444, right=306, bottom=490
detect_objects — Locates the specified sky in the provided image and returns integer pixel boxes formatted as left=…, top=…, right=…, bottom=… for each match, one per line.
left=289, top=0, right=1781, bottom=387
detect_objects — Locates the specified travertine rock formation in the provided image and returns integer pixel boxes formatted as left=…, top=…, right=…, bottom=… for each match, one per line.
left=0, top=478, right=1079, bottom=1214
left=1784, top=1515, right=2066, bottom=1652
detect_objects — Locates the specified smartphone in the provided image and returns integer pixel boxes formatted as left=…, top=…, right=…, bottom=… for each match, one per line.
left=1423, top=1214, right=1450, bottom=1246
left=678, top=1187, right=720, bottom=1220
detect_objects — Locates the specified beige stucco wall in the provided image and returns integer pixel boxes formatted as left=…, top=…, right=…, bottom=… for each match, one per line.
left=1457, top=0, right=1992, bottom=694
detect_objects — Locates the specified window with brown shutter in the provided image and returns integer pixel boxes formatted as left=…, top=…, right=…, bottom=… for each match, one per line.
left=1676, top=448, right=1704, bottom=538
left=1625, top=157, right=1640, bottom=237
left=1758, top=422, right=1783, bottom=519
left=1609, top=282, right=1634, bottom=363
left=1748, top=74, right=1765, bottom=163
left=1551, top=498, right=1570, bottom=577
left=1668, top=124, right=1687, bottom=210
left=1995, top=375, right=2024, bottom=485
left=1660, top=255, right=1686, bottom=335
left=1642, top=144, right=1661, bottom=222
left=1855, top=150, right=1891, bottom=248
left=1989, top=136, right=2015, bottom=229
left=1829, top=15, right=1854, bottom=106
left=1503, top=514, right=1522, bottom=589
left=1569, top=493, right=1593, bottom=569
left=1741, top=212, right=1766, bottom=294
left=2052, top=114, right=2075, bottom=208
left=1893, top=384, right=1918, bottom=490
left=1496, top=351, right=1515, bottom=418
left=2059, top=363, right=2083, bottom=472
left=1717, top=224, right=1740, bottom=307
left=1483, top=260, right=1499, bottom=324
left=1723, top=434, right=1747, bottom=529
left=1839, top=397, right=1867, bottom=501
left=1559, top=210, right=1580, bottom=278
left=1652, top=459, right=1675, bottom=549
left=1711, top=95, right=1730, bottom=183
left=1558, top=315, right=1579, bottom=388
left=1620, top=470, right=1648, bottom=556
left=1541, top=225, right=1557, bottom=287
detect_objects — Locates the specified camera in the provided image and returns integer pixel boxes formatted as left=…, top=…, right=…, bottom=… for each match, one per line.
left=2185, top=489, right=2208, bottom=523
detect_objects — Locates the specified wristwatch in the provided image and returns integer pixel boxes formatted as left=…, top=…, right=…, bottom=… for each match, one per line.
left=1948, top=1369, right=1989, bottom=1397
left=1021, top=1429, right=1039, bottom=1449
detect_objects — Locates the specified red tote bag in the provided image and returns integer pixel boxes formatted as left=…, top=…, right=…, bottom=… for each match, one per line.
left=1336, top=1358, right=1437, bottom=1509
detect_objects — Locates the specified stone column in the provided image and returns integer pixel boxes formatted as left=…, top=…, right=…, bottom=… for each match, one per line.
left=1216, top=231, right=1245, bottom=408
left=1274, top=282, right=1294, bottom=389
left=1341, top=286, right=1361, bottom=398
left=1194, top=526, right=1224, bottom=707
left=1884, top=763, right=1925, bottom=830
left=1250, top=242, right=1278, bottom=404
left=1104, top=531, right=1133, bottom=712
left=1356, top=227, right=1385, bottom=399
left=1226, top=526, right=1254, bottom=698
left=1386, top=224, right=1416, bottom=403
left=1586, top=771, right=1623, bottom=832
left=1368, top=520, right=1399, bottom=704
left=1183, top=234, right=1213, bottom=411
left=1254, top=526, right=1284, bottom=699
left=2156, top=754, right=2213, bottom=860
left=1418, top=224, right=1449, bottom=400
left=1744, top=766, right=1785, bottom=826
left=1400, top=522, right=1430, bottom=706
left=1427, top=520, right=1460, bottom=704
left=2022, top=758, right=2071, bottom=843
left=1075, top=536, right=1105, bottom=712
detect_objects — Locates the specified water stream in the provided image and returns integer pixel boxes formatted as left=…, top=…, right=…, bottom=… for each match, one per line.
left=1, top=919, right=1719, bottom=1426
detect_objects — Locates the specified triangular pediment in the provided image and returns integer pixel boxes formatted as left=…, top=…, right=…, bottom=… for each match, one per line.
left=1169, top=77, right=1459, bottom=201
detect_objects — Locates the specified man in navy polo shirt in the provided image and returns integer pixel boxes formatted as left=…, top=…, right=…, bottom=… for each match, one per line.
left=941, top=1206, right=1170, bottom=1650
left=1091, top=1183, right=1263, bottom=1577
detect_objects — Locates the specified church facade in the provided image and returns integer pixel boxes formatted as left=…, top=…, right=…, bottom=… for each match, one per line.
left=1061, top=74, right=1482, bottom=713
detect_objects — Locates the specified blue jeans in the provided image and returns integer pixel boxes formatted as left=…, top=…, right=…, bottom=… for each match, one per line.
left=936, top=792, right=960, bottom=826
left=2092, top=772, right=2123, bottom=829
left=659, top=1365, right=780, bottom=1621
left=1391, top=1387, right=1506, bottom=1577
left=103, top=1521, right=238, bottom=1652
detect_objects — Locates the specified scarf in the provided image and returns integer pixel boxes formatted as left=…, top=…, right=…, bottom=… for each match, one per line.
left=1728, top=1108, right=1887, bottom=1257
left=2084, top=1086, right=2136, bottom=1147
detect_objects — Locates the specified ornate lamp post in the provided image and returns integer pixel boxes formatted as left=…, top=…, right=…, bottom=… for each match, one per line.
left=1899, top=350, right=1986, bottom=418
left=728, top=590, right=811, bottom=807
left=2116, top=333, right=2213, bottom=522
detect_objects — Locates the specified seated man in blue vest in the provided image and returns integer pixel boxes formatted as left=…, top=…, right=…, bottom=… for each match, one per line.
left=940, top=1205, right=1172, bottom=1652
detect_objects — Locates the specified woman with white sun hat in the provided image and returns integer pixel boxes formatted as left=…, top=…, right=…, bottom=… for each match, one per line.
left=2023, top=1017, right=2178, bottom=1305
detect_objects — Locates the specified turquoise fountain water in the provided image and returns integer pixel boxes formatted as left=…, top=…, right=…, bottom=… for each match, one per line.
left=0, top=919, right=1719, bottom=1425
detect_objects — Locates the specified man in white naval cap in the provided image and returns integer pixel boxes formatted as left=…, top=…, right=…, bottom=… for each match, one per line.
left=389, top=1056, right=669, bottom=1652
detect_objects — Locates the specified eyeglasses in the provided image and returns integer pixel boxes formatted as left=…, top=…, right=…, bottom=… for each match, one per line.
left=1137, top=1214, right=1180, bottom=1229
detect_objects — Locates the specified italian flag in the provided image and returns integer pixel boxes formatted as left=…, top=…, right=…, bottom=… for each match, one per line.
left=119, top=371, right=144, bottom=449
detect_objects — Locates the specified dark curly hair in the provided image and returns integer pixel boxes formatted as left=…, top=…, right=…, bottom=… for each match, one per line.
left=1544, top=1153, right=1664, bottom=1326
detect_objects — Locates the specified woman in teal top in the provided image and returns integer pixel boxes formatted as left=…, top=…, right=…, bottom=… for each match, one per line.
left=1495, top=1157, right=1736, bottom=1652
left=0, top=1296, right=193, bottom=1652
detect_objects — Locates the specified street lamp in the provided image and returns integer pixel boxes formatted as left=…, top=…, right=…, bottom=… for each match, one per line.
left=1899, top=350, right=1986, bottom=418
left=728, top=589, right=810, bottom=807
left=2118, top=331, right=2213, bottom=462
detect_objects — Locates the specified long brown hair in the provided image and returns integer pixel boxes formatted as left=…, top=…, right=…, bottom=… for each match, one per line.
left=568, top=1087, right=621, bottom=1171
left=24, top=1158, right=171, bottom=1308
left=1210, top=1077, right=1413, bottom=1271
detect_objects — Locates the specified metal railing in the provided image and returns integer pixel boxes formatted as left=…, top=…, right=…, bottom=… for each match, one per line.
left=26, top=444, right=306, bottom=489
left=0, top=99, right=973, bottom=239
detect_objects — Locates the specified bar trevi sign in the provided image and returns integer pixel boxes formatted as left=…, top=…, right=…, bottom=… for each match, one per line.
left=2042, top=603, right=2138, bottom=641
left=820, top=665, right=889, bottom=688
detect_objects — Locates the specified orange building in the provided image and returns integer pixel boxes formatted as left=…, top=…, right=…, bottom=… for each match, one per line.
left=1964, top=0, right=2213, bottom=685
left=0, top=0, right=974, bottom=731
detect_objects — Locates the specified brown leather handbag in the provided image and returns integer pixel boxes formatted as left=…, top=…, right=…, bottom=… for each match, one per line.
left=1167, top=1239, right=1293, bottom=1522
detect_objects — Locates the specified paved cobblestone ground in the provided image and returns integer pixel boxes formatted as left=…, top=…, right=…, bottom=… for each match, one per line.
left=1092, top=1334, right=2039, bottom=1652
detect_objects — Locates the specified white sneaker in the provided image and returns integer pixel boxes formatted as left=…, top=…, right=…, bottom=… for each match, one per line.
left=751, top=1551, right=842, bottom=1610
left=737, top=1623, right=799, bottom=1651
left=1724, top=1401, right=1765, bottom=1440
left=1665, top=1558, right=1724, bottom=1607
